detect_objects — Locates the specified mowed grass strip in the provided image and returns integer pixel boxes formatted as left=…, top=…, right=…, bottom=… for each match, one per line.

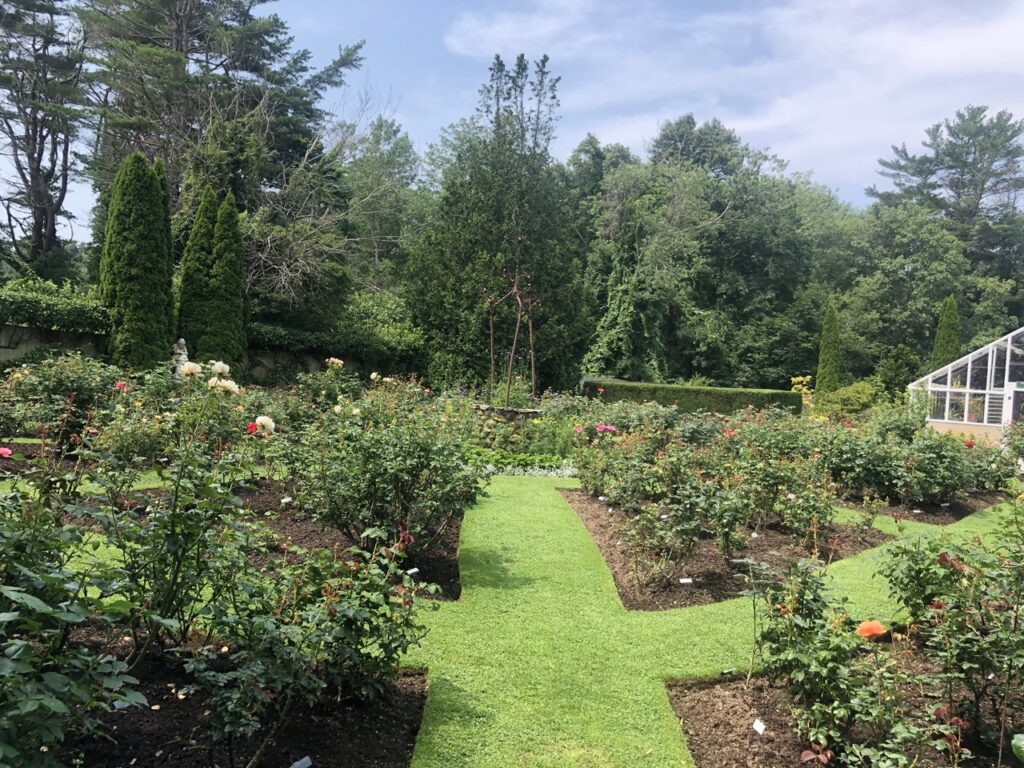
left=406, top=476, right=1016, bottom=768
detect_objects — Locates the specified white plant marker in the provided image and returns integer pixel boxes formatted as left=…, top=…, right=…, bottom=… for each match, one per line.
left=406, top=567, right=420, bottom=576
left=289, top=758, right=313, bottom=768
left=753, top=718, right=766, bottom=736
left=679, top=577, right=694, bottom=585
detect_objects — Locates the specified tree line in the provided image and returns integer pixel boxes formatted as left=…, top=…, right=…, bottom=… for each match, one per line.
left=1, top=1, right=1022, bottom=391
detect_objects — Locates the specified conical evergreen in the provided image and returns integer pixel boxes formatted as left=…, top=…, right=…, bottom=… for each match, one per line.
left=930, top=295, right=962, bottom=370
left=153, top=159, right=176, bottom=342
left=176, top=185, right=219, bottom=354
left=102, top=152, right=174, bottom=368
left=815, top=301, right=841, bottom=395
left=197, top=191, right=247, bottom=371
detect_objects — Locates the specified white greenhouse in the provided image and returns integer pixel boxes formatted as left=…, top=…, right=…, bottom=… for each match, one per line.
left=910, top=326, right=1024, bottom=443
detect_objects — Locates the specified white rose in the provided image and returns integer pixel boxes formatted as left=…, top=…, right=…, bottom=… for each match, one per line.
left=255, top=415, right=275, bottom=433
left=210, top=361, right=230, bottom=377
left=369, top=371, right=379, bottom=381
left=351, top=407, right=361, bottom=416
left=333, top=404, right=343, bottom=414
left=180, top=362, right=202, bottom=377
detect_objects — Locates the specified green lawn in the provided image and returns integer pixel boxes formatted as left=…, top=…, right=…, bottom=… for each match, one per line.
left=405, top=476, right=1014, bottom=768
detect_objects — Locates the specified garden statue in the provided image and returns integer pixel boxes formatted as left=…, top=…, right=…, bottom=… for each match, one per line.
left=172, top=338, right=189, bottom=374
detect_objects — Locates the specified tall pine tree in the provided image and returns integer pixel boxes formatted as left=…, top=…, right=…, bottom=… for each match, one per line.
left=176, top=186, right=218, bottom=356
left=930, top=295, right=962, bottom=369
left=816, top=301, right=841, bottom=394
left=100, top=153, right=174, bottom=368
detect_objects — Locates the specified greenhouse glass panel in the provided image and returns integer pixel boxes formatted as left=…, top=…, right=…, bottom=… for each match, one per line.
left=949, top=363, right=968, bottom=389
left=929, top=391, right=948, bottom=420
left=969, top=352, right=989, bottom=390
left=993, top=344, right=1007, bottom=389
left=930, top=370, right=948, bottom=386
left=948, top=392, right=966, bottom=421
left=966, top=394, right=985, bottom=424
left=987, top=395, right=1004, bottom=425
left=1009, top=332, right=1024, bottom=382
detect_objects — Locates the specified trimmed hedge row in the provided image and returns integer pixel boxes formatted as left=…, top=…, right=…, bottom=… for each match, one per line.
left=0, top=279, right=110, bottom=336
left=580, top=377, right=802, bottom=414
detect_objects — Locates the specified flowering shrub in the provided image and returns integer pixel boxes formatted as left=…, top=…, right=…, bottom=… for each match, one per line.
left=756, top=561, right=928, bottom=766
left=1, top=353, right=121, bottom=450
left=185, top=534, right=429, bottom=763
left=882, top=518, right=1024, bottom=752
left=0, top=456, right=144, bottom=765
left=285, top=400, right=487, bottom=551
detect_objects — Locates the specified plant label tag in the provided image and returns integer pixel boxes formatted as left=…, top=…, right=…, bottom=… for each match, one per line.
left=289, top=758, right=313, bottom=768
left=679, top=578, right=693, bottom=584
left=751, top=532, right=759, bottom=539
left=113, top=700, right=130, bottom=711
left=753, top=719, right=766, bottom=736
left=406, top=568, right=420, bottom=576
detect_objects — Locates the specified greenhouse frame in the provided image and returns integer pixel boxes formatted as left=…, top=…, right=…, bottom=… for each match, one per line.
left=910, top=325, right=1024, bottom=443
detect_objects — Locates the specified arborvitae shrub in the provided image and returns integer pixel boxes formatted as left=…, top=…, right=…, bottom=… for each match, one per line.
left=815, top=301, right=841, bottom=395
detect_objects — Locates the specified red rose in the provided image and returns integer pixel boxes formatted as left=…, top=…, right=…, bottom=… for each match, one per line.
left=245, top=422, right=258, bottom=435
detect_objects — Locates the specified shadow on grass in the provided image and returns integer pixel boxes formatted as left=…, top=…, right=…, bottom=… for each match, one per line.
left=457, top=545, right=536, bottom=592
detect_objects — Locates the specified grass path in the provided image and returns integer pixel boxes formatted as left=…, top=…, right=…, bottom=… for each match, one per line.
left=405, top=476, right=1014, bottom=768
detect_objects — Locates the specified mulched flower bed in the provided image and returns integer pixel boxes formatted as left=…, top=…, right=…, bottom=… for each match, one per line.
left=845, top=490, right=1010, bottom=526
left=668, top=659, right=1011, bottom=768
left=562, top=490, right=892, bottom=611
left=61, top=654, right=427, bottom=768
left=237, top=479, right=463, bottom=601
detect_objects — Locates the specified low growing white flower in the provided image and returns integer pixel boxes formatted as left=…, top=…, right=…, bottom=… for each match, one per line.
left=255, top=415, right=275, bottom=434
left=351, top=407, right=361, bottom=416
left=325, top=357, right=344, bottom=368
left=180, top=362, right=202, bottom=377
left=333, top=404, right=343, bottom=414
left=207, top=376, right=221, bottom=390
left=369, top=371, right=380, bottom=381
left=210, top=360, right=230, bottom=377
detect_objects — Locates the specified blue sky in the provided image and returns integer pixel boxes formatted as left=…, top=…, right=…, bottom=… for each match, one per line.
left=282, top=0, right=1024, bottom=204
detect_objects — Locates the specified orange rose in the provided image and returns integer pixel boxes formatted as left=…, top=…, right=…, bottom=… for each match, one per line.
left=855, top=620, right=886, bottom=639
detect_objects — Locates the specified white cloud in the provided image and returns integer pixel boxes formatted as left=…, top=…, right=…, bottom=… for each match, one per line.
left=444, top=0, right=1024, bottom=203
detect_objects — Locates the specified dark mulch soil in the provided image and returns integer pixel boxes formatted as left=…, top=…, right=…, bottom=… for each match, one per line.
left=237, top=480, right=463, bottom=601
left=669, top=655, right=1012, bottom=768
left=563, top=490, right=892, bottom=611
left=61, top=654, right=427, bottom=768
left=845, top=490, right=1011, bottom=526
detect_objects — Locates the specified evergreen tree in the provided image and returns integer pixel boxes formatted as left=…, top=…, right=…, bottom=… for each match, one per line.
left=153, top=159, right=175, bottom=343
left=199, top=191, right=247, bottom=371
left=930, top=295, right=962, bottom=369
left=816, top=301, right=841, bottom=394
left=176, top=186, right=218, bottom=354
left=102, top=152, right=173, bottom=368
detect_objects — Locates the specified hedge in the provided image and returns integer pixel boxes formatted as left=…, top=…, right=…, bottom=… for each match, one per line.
left=580, top=377, right=802, bottom=414
left=0, top=279, right=110, bottom=336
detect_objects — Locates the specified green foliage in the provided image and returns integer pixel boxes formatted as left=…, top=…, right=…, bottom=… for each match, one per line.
left=101, top=153, right=174, bottom=368
left=0, top=278, right=109, bottom=335
left=815, top=301, right=841, bottom=394
left=175, top=185, right=218, bottom=359
left=755, top=561, right=928, bottom=765
left=815, top=380, right=878, bottom=419
left=194, top=191, right=246, bottom=371
left=580, top=377, right=802, bottom=414
left=0, top=455, right=144, bottom=765
left=930, top=295, right=962, bottom=369
left=2, top=352, right=121, bottom=448
left=283, top=384, right=488, bottom=550
left=875, top=344, right=920, bottom=396
left=185, top=539, right=428, bottom=761
left=882, top=523, right=1024, bottom=750
left=406, top=54, right=590, bottom=391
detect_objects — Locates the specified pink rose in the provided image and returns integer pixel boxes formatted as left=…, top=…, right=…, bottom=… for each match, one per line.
left=595, top=424, right=607, bottom=433
left=575, top=426, right=584, bottom=434
left=0, top=447, right=11, bottom=458
left=605, top=425, right=617, bottom=433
